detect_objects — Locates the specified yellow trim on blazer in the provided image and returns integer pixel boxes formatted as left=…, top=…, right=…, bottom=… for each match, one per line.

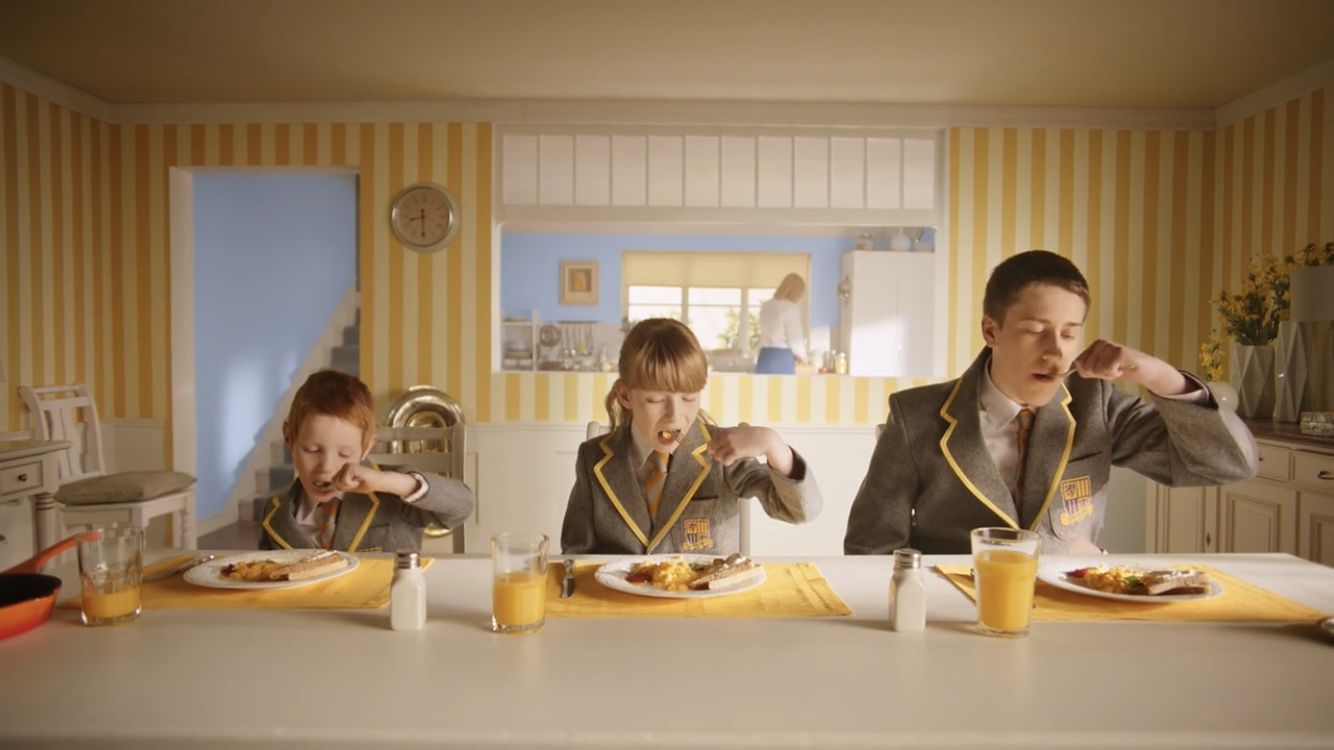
left=645, top=423, right=713, bottom=554
left=937, top=378, right=1018, bottom=529
left=346, top=493, right=380, bottom=552
left=1026, top=383, right=1076, bottom=531
left=592, top=434, right=650, bottom=549
left=261, top=477, right=381, bottom=552
left=262, top=494, right=294, bottom=549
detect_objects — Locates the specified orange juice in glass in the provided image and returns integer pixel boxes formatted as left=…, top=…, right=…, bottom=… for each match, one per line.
left=491, top=532, right=548, bottom=634
left=77, top=526, right=144, bottom=626
left=970, top=527, right=1039, bottom=637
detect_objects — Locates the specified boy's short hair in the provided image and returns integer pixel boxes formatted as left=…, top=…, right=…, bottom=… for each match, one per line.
left=286, top=370, right=376, bottom=450
left=983, top=250, right=1091, bottom=324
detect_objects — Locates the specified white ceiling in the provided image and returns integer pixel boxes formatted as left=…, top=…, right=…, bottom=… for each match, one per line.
left=1, top=0, right=1332, bottom=110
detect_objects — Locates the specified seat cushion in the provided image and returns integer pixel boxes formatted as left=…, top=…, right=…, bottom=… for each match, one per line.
left=57, top=471, right=196, bottom=506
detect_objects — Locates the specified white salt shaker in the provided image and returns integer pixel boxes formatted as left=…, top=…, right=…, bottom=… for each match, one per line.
left=890, top=548, right=926, bottom=632
left=390, top=551, right=426, bottom=631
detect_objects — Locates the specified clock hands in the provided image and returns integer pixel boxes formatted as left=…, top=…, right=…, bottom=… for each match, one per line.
left=403, top=208, right=429, bottom=239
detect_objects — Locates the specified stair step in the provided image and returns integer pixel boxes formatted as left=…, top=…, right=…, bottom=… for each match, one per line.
left=248, top=494, right=274, bottom=522
left=269, top=464, right=295, bottom=489
left=271, top=441, right=291, bottom=465
left=342, top=324, right=359, bottom=346
left=330, top=346, right=359, bottom=375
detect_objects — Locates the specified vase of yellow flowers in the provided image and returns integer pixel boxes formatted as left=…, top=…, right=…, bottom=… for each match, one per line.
left=1209, top=243, right=1334, bottom=419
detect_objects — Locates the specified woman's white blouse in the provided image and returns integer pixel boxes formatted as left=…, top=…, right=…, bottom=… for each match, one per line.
left=758, top=298, right=808, bottom=361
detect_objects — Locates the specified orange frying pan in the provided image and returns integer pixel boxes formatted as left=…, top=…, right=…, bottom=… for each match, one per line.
left=0, top=535, right=78, bottom=640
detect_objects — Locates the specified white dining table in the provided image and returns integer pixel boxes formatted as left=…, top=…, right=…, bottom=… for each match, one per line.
left=1, top=552, right=1332, bottom=749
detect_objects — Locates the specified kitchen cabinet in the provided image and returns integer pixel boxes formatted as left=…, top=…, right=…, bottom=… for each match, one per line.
left=1146, top=484, right=1218, bottom=554
left=1217, top=479, right=1297, bottom=554
left=1298, top=489, right=1334, bottom=566
left=500, top=129, right=939, bottom=215
left=838, top=250, right=935, bottom=377
left=1146, top=424, right=1334, bottom=565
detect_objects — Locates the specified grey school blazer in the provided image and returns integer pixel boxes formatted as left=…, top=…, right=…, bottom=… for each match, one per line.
left=561, top=420, right=822, bottom=555
left=844, top=348, right=1259, bottom=555
left=259, top=470, right=473, bottom=552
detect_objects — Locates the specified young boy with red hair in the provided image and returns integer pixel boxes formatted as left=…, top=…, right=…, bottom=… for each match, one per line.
left=259, top=370, right=472, bottom=552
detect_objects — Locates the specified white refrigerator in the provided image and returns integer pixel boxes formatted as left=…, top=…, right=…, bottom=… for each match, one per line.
left=838, top=250, right=936, bottom=377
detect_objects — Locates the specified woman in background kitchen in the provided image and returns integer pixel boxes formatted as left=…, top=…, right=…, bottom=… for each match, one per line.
left=754, top=273, right=808, bottom=375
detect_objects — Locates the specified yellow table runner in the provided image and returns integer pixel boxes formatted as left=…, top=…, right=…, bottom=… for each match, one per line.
left=544, top=561, right=851, bottom=618
left=936, top=563, right=1324, bottom=622
left=64, top=554, right=432, bottom=610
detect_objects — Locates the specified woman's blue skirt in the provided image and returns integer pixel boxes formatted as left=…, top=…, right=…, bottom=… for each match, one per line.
left=754, top=347, right=796, bottom=375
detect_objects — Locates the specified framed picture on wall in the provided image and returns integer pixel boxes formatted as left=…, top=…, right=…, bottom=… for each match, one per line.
left=560, top=261, right=598, bottom=305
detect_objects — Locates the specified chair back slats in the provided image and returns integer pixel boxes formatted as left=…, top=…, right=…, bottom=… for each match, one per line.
left=18, top=384, right=106, bottom=483
left=369, top=423, right=465, bottom=481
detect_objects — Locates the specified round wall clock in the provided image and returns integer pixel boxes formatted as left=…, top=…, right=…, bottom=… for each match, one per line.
left=389, top=182, right=459, bottom=252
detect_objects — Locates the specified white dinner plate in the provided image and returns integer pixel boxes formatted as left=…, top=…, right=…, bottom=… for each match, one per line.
left=595, top=554, right=766, bottom=599
left=184, top=550, right=358, bottom=590
left=1037, top=558, right=1223, bottom=603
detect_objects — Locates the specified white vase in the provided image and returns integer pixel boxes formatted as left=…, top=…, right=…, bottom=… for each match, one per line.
left=1229, top=343, right=1275, bottom=419
left=1274, top=320, right=1315, bottom=422
left=1207, top=380, right=1239, bottom=413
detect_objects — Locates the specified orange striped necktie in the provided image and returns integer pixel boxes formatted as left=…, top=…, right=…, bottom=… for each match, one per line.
left=644, top=450, right=669, bottom=517
left=1013, top=408, right=1035, bottom=498
left=318, top=500, right=340, bottom=549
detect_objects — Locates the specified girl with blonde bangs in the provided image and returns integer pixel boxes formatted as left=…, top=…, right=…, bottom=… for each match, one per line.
left=563, top=318, right=822, bottom=555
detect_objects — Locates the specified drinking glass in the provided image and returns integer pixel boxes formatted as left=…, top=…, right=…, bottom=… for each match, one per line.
left=491, top=532, right=548, bottom=634
left=77, top=526, right=144, bottom=626
left=970, top=527, right=1039, bottom=637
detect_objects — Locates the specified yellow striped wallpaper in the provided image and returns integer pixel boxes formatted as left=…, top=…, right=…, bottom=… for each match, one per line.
left=0, top=83, right=497, bottom=464
left=947, top=85, right=1333, bottom=382
left=5, top=81, right=1333, bottom=465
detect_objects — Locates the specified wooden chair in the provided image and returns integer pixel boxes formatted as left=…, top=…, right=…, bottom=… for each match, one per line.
left=19, top=384, right=197, bottom=549
left=585, top=421, right=609, bottom=440
left=368, top=423, right=466, bottom=553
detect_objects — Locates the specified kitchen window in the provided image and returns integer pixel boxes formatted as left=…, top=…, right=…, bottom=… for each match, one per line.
left=622, top=250, right=806, bottom=355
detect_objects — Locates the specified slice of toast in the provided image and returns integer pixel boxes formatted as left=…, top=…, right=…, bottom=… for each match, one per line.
left=278, top=551, right=348, bottom=581
left=687, top=553, right=758, bottom=590
left=1142, top=569, right=1210, bottom=595
left=702, top=565, right=765, bottom=591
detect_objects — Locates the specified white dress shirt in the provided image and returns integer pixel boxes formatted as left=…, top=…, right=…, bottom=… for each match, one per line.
left=293, top=472, right=428, bottom=547
left=758, top=298, right=808, bottom=361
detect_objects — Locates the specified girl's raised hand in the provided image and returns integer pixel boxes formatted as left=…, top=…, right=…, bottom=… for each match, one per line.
left=707, top=424, right=795, bottom=476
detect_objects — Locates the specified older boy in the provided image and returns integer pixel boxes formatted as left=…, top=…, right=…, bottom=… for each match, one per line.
left=259, top=370, right=473, bottom=552
left=845, top=250, right=1257, bottom=555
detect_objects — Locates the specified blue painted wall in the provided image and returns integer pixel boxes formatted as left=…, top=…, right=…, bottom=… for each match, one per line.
left=193, top=173, right=357, bottom=520
left=500, top=231, right=857, bottom=331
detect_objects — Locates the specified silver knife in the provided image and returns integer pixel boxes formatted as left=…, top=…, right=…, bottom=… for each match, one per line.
left=560, top=559, right=576, bottom=598
left=145, top=554, right=216, bottom=582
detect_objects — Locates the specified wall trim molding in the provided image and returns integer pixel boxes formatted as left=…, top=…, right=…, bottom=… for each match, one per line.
left=109, top=99, right=1218, bottom=130
left=0, top=56, right=114, bottom=122
left=1216, top=57, right=1334, bottom=127
left=4, top=53, right=1325, bottom=131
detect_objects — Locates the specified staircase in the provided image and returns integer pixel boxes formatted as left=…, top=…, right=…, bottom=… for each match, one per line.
left=245, top=314, right=360, bottom=522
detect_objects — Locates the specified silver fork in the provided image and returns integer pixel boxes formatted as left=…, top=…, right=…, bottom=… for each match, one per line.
left=145, top=554, right=216, bottom=582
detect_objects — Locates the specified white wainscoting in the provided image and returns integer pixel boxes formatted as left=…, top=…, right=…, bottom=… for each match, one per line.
left=465, top=423, right=880, bottom=556
left=464, top=422, right=1148, bottom=556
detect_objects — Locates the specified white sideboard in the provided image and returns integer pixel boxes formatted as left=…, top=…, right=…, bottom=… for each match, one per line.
left=1146, top=421, right=1334, bottom=566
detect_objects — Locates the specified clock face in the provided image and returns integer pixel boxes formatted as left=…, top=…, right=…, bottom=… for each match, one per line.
left=390, top=183, right=458, bottom=252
